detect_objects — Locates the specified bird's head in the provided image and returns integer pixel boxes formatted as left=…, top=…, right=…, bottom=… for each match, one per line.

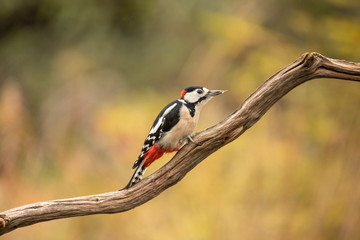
left=180, top=86, right=226, bottom=106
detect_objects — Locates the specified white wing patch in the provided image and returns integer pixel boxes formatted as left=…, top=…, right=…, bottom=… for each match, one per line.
left=149, top=102, right=177, bottom=134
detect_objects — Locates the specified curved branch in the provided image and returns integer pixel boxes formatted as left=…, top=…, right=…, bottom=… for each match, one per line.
left=1, top=52, right=359, bottom=236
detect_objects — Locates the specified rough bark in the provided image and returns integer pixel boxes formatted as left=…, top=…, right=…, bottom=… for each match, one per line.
left=1, top=52, right=359, bottom=236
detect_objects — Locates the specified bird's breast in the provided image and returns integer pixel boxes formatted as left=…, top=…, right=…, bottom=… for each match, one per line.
left=158, top=104, right=199, bottom=150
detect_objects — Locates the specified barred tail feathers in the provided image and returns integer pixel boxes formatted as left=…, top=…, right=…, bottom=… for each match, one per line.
left=124, top=163, right=147, bottom=189
left=124, top=144, right=178, bottom=189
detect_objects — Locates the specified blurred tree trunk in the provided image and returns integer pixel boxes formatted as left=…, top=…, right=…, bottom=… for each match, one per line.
left=1, top=52, right=360, bottom=236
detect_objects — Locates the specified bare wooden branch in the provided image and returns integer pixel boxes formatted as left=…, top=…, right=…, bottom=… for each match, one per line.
left=1, top=52, right=359, bottom=236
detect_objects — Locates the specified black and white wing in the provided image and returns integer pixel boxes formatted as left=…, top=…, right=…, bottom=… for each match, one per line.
left=132, top=100, right=181, bottom=169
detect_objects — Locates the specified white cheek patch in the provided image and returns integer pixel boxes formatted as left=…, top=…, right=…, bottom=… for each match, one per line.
left=184, top=90, right=205, bottom=103
left=184, top=92, right=197, bottom=103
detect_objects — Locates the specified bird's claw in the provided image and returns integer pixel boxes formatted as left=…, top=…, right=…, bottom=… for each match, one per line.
left=186, top=135, right=200, bottom=146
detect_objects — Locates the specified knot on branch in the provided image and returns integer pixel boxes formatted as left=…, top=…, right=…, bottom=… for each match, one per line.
left=303, top=52, right=360, bottom=80
left=299, top=52, right=324, bottom=74
left=0, top=215, right=7, bottom=229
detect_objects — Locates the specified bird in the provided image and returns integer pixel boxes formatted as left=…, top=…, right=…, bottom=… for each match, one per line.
left=124, top=86, right=226, bottom=189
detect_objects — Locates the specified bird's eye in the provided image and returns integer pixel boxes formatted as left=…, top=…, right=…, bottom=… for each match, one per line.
left=197, top=90, right=203, bottom=94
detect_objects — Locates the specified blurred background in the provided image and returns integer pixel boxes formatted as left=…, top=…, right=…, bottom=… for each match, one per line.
left=0, top=0, right=360, bottom=239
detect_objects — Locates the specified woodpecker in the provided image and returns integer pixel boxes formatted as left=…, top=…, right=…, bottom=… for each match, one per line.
left=124, top=86, right=226, bottom=188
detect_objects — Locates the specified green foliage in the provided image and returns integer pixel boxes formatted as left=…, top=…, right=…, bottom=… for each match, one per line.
left=0, top=0, right=359, bottom=239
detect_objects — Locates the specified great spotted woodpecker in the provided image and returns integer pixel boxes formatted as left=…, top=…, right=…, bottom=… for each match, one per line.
left=125, top=86, right=226, bottom=188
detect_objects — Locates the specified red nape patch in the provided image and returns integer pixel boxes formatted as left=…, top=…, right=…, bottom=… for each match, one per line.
left=143, top=144, right=178, bottom=167
left=180, top=90, right=187, bottom=99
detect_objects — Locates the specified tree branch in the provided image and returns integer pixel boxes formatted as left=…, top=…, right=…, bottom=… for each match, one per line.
left=1, top=52, right=359, bottom=236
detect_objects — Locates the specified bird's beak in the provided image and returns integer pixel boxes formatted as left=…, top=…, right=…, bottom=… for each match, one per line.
left=207, top=89, right=227, bottom=97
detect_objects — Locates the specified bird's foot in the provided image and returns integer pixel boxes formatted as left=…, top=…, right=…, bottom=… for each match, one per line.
left=186, top=135, right=200, bottom=146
